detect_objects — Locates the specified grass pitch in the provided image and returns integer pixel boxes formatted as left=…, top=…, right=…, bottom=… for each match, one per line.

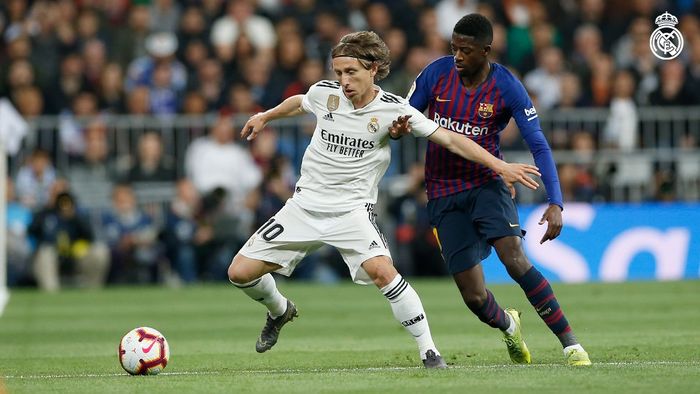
left=1, top=279, right=699, bottom=393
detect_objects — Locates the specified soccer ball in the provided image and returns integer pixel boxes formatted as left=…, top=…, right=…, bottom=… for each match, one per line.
left=118, top=327, right=170, bottom=375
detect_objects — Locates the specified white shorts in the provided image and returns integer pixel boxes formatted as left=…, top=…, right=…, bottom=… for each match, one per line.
left=239, top=198, right=391, bottom=285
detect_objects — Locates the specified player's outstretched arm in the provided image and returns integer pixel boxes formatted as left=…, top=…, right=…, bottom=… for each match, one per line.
left=241, top=95, right=306, bottom=141
left=428, top=126, right=541, bottom=192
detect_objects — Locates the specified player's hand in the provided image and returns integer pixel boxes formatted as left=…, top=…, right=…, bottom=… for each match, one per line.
left=241, top=112, right=267, bottom=141
left=389, top=115, right=412, bottom=139
left=538, top=204, right=563, bottom=244
left=498, top=163, right=540, bottom=197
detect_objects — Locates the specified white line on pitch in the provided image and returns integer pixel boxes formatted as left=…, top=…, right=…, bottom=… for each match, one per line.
left=3, top=360, right=699, bottom=380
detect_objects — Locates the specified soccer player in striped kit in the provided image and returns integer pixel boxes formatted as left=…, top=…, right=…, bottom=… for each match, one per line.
left=402, top=13, right=591, bottom=366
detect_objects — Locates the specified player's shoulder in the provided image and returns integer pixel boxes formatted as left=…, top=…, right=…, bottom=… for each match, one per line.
left=310, top=79, right=341, bottom=91
left=419, top=56, right=454, bottom=79
left=378, top=89, right=406, bottom=106
left=492, top=63, right=525, bottom=88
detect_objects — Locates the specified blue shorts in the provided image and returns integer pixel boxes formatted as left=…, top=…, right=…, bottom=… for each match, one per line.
left=427, top=180, right=524, bottom=275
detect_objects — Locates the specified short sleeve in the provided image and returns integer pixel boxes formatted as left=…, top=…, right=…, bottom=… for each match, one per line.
left=407, top=69, right=431, bottom=112
left=404, top=104, right=438, bottom=138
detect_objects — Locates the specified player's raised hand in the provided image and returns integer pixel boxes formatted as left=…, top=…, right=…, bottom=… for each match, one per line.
left=498, top=163, right=540, bottom=197
left=389, top=115, right=413, bottom=139
left=538, top=204, right=563, bottom=244
left=241, top=112, right=267, bottom=141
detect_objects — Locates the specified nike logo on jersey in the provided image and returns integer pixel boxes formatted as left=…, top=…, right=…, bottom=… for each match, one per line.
left=435, top=96, right=451, bottom=102
left=509, top=223, right=519, bottom=228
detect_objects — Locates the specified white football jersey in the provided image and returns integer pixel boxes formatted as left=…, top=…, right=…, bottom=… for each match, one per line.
left=294, top=80, right=439, bottom=212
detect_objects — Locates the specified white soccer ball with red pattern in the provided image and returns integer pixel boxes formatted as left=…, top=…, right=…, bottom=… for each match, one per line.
left=118, top=327, right=170, bottom=375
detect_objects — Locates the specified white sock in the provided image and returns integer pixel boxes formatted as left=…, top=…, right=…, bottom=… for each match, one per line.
left=503, top=314, right=516, bottom=336
left=380, top=274, right=438, bottom=359
left=563, top=344, right=585, bottom=355
left=231, top=274, right=287, bottom=318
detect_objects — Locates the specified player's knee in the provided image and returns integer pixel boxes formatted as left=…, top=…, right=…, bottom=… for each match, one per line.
left=462, top=289, right=488, bottom=309
left=364, top=256, right=397, bottom=288
left=228, top=254, right=255, bottom=284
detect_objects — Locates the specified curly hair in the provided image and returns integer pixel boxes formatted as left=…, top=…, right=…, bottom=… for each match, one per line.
left=331, top=31, right=391, bottom=81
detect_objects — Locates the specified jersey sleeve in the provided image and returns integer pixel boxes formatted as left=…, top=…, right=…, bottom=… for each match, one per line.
left=407, top=68, right=432, bottom=112
left=504, top=79, right=564, bottom=208
left=404, top=103, right=438, bottom=138
left=301, top=85, right=318, bottom=115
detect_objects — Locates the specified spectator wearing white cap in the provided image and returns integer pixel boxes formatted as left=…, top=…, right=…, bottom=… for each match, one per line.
left=125, top=31, right=187, bottom=97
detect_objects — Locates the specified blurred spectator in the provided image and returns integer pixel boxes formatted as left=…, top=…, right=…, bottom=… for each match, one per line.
left=126, top=85, right=151, bottom=115
left=125, top=131, right=176, bottom=183
left=162, top=178, right=200, bottom=283
left=210, top=0, right=276, bottom=64
left=125, top=32, right=187, bottom=94
left=650, top=60, right=696, bottom=106
left=58, top=91, right=100, bottom=156
left=588, top=53, right=615, bottom=107
left=6, top=178, right=33, bottom=287
left=149, top=0, right=181, bottom=34
left=436, top=0, right=477, bottom=40
left=182, top=90, right=208, bottom=115
left=185, top=112, right=262, bottom=235
left=102, top=183, right=160, bottom=284
left=28, top=191, right=110, bottom=291
left=557, top=72, right=587, bottom=108
left=111, top=4, right=150, bottom=69
left=14, top=149, right=56, bottom=210
left=226, top=82, right=263, bottom=115
left=189, top=58, right=225, bottom=111
left=98, top=63, right=126, bottom=113
left=388, top=163, right=445, bottom=277
left=45, top=53, right=87, bottom=114
left=364, top=2, right=393, bottom=38
left=604, top=70, right=638, bottom=151
left=524, top=46, right=564, bottom=110
left=149, top=62, right=180, bottom=116
left=65, top=120, right=117, bottom=211
left=193, top=187, right=241, bottom=281
left=281, top=58, right=324, bottom=99
left=304, top=10, right=343, bottom=64
left=11, top=85, right=44, bottom=117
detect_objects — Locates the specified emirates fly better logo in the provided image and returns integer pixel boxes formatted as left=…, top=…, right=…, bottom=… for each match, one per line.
left=650, top=12, right=684, bottom=60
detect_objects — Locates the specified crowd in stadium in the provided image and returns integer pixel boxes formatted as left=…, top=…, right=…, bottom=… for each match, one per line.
left=3, top=0, right=700, bottom=289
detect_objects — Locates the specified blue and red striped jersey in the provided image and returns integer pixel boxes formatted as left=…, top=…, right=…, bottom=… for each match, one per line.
left=408, top=57, right=563, bottom=207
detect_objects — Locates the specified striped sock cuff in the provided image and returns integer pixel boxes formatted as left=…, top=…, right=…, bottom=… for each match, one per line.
left=230, top=277, right=262, bottom=288
left=381, top=275, right=408, bottom=301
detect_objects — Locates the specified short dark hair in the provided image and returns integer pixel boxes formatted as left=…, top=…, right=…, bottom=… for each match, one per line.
left=453, top=13, right=493, bottom=45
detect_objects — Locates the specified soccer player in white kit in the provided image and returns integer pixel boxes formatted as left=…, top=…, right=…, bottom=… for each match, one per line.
left=227, top=31, right=541, bottom=368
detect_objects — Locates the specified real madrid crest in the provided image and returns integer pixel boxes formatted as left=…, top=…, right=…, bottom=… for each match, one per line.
left=650, top=12, right=684, bottom=60
left=327, top=95, right=340, bottom=112
left=367, top=117, right=380, bottom=133
left=478, top=102, right=494, bottom=119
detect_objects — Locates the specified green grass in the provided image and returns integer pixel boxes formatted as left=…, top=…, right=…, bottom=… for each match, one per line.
left=1, top=280, right=699, bottom=393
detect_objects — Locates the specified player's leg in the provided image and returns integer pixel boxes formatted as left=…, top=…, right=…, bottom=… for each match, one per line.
left=431, top=186, right=529, bottom=363
left=493, top=236, right=590, bottom=365
left=327, top=204, right=445, bottom=368
left=361, top=256, right=446, bottom=368
left=228, top=200, right=320, bottom=353
left=479, top=180, right=590, bottom=365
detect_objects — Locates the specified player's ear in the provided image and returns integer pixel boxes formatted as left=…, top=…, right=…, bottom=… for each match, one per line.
left=483, top=45, right=492, bottom=56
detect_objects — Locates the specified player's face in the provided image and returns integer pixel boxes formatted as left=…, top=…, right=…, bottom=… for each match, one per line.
left=332, top=56, right=375, bottom=105
left=451, top=33, right=490, bottom=76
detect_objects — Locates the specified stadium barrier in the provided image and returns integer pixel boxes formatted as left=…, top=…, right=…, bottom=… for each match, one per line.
left=10, top=106, right=700, bottom=204
left=481, top=203, right=700, bottom=283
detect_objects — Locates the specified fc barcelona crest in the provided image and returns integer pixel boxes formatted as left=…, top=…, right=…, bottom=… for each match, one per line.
left=327, top=95, right=340, bottom=112
left=367, top=117, right=380, bottom=133
left=478, top=102, right=493, bottom=118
